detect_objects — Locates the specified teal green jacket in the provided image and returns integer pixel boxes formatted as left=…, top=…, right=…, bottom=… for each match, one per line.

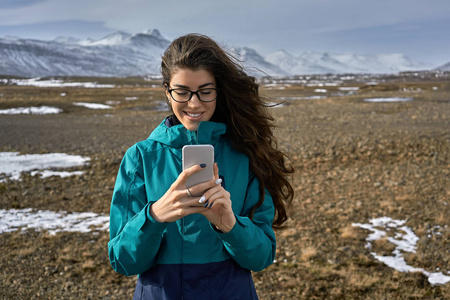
left=108, top=120, right=276, bottom=299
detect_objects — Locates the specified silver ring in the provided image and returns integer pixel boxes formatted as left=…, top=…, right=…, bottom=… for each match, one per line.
left=186, top=188, right=192, bottom=197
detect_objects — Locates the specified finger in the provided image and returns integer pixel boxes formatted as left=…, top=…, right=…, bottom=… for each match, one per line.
left=207, top=191, right=230, bottom=208
left=199, top=197, right=229, bottom=211
left=201, top=186, right=230, bottom=208
left=213, top=162, right=219, bottom=180
left=177, top=191, right=208, bottom=208
left=186, top=198, right=208, bottom=208
left=187, top=178, right=218, bottom=198
left=190, top=184, right=221, bottom=207
left=177, top=163, right=208, bottom=184
left=175, top=190, right=208, bottom=209
left=181, top=205, right=208, bottom=216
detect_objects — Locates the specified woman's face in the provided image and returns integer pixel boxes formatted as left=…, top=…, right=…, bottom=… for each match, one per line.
left=166, top=68, right=217, bottom=131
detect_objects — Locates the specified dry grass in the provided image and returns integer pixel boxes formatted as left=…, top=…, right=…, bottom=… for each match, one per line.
left=300, top=246, right=319, bottom=261
left=1, top=72, right=449, bottom=299
left=340, top=225, right=358, bottom=239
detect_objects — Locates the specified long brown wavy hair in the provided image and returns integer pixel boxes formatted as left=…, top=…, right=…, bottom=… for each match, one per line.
left=161, top=33, right=294, bottom=228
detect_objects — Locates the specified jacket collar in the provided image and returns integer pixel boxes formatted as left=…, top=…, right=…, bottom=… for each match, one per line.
left=148, top=118, right=227, bottom=149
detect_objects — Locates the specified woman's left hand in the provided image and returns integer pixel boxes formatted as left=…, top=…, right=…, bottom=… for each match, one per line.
left=199, top=163, right=236, bottom=233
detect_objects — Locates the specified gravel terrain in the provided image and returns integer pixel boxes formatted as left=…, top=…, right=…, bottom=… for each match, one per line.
left=1, top=73, right=449, bottom=299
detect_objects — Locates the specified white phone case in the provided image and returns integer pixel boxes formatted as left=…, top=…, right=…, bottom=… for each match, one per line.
left=182, top=145, right=214, bottom=189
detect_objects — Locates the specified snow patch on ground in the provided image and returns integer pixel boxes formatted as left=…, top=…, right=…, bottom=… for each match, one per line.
left=276, top=96, right=326, bottom=100
left=363, top=97, right=413, bottom=102
left=353, top=217, right=450, bottom=285
left=5, top=78, right=115, bottom=88
left=0, top=208, right=109, bottom=235
left=0, top=106, right=62, bottom=115
left=339, top=87, right=360, bottom=91
left=0, top=152, right=90, bottom=182
left=73, top=102, right=113, bottom=109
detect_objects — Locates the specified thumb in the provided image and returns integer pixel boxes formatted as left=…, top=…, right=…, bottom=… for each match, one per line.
left=213, top=162, right=219, bottom=180
left=178, top=163, right=207, bottom=184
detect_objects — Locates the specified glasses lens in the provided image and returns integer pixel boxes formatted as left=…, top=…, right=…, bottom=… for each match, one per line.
left=171, top=89, right=191, bottom=102
left=170, top=88, right=218, bottom=102
left=197, top=89, right=217, bottom=102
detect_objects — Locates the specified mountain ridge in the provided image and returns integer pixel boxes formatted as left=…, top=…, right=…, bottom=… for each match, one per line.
left=0, top=29, right=441, bottom=77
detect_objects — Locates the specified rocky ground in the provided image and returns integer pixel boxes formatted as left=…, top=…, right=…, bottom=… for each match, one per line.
left=0, top=72, right=449, bottom=299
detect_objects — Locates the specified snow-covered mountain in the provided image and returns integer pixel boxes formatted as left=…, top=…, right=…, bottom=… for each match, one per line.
left=265, top=50, right=431, bottom=75
left=231, top=47, right=288, bottom=77
left=0, top=29, right=435, bottom=77
left=435, top=61, right=450, bottom=71
left=0, top=29, right=170, bottom=77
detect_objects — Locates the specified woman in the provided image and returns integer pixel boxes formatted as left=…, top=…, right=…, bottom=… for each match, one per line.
left=108, top=33, right=294, bottom=299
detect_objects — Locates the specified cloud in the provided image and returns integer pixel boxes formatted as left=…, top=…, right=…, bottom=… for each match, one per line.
left=0, top=0, right=161, bottom=27
left=1, top=0, right=449, bottom=32
left=0, top=0, right=45, bottom=9
left=0, top=0, right=449, bottom=65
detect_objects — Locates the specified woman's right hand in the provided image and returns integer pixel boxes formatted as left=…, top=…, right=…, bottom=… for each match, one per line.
left=149, top=164, right=217, bottom=223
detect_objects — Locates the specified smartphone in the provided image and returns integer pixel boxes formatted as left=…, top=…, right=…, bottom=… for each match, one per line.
left=182, top=145, right=214, bottom=190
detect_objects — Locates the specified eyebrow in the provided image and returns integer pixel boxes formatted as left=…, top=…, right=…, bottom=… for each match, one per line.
left=172, top=82, right=215, bottom=89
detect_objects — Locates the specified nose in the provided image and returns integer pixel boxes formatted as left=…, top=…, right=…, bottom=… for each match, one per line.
left=188, top=93, right=202, bottom=106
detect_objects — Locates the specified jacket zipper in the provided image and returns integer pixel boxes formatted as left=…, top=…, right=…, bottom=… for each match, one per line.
left=181, top=217, right=185, bottom=299
left=182, top=128, right=197, bottom=298
left=193, top=130, right=198, bottom=145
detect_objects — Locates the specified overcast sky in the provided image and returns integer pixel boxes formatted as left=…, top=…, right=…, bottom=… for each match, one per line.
left=1, top=0, right=449, bottom=66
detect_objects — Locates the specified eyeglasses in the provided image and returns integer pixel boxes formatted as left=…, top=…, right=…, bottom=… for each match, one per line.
left=167, top=87, right=218, bottom=103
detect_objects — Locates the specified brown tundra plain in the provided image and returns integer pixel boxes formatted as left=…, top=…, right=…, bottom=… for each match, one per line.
left=0, top=71, right=449, bottom=299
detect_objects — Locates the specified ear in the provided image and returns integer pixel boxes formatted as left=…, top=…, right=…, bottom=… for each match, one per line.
left=164, top=86, right=173, bottom=110
left=164, top=84, right=171, bottom=101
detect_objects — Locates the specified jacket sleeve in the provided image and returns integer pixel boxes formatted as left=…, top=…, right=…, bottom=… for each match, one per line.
left=108, top=145, right=168, bottom=276
left=212, top=172, right=276, bottom=272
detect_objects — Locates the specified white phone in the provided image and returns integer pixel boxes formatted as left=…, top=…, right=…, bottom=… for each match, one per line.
left=182, top=145, right=214, bottom=189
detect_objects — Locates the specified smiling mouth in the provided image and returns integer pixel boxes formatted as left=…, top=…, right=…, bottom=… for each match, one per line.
left=185, top=112, right=203, bottom=118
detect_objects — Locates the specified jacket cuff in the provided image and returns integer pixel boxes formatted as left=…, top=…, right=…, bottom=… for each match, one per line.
left=138, top=202, right=168, bottom=232
left=211, top=215, right=251, bottom=244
